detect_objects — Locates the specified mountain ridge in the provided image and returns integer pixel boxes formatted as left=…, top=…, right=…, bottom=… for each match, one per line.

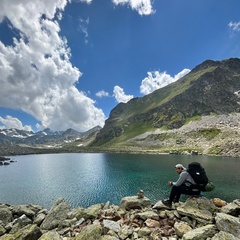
left=91, top=58, right=240, bottom=156
left=0, top=126, right=102, bottom=146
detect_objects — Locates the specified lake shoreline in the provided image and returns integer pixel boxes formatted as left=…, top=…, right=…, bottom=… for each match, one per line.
left=0, top=144, right=236, bottom=159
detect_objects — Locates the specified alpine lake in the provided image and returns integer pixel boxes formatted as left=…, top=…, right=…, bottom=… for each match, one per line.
left=0, top=153, right=239, bottom=209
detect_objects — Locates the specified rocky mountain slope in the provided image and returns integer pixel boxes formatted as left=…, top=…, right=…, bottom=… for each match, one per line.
left=126, top=113, right=240, bottom=157
left=0, top=126, right=102, bottom=156
left=90, top=58, right=240, bottom=157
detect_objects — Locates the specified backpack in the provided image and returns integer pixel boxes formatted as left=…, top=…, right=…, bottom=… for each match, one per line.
left=187, top=162, right=214, bottom=192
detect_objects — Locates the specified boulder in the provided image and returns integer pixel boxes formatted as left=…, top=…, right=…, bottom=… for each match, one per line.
left=215, top=212, right=240, bottom=238
left=0, top=234, right=15, bottom=240
left=137, top=227, right=152, bottom=237
left=220, top=201, right=240, bottom=216
left=103, top=219, right=121, bottom=234
left=0, top=206, right=12, bottom=225
left=145, top=218, right=160, bottom=228
left=38, top=230, right=62, bottom=240
left=40, top=198, right=71, bottom=230
left=100, top=235, right=119, bottom=240
left=75, top=223, right=102, bottom=240
left=177, top=197, right=215, bottom=223
left=135, top=210, right=159, bottom=221
left=120, top=196, right=151, bottom=210
left=12, top=205, right=35, bottom=218
left=10, top=214, right=33, bottom=234
left=212, top=230, right=240, bottom=240
left=174, top=221, right=192, bottom=237
left=0, top=224, right=6, bottom=236
left=153, top=200, right=172, bottom=210
left=11, top=224, right=42, bottom=240
left=182, top=224, right=217, bottom=240
left=33, top=212, right=46, bottom=226
left=118, top=225, right=132, bottom=239
left=82, top=203, right=103, bottom=220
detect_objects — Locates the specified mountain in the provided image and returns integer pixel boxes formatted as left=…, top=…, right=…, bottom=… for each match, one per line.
left=92, top=58, right=240, bottom=152
left=2, top=58, right=240, bottom=157
left=0, top=126, right=101, bottom=146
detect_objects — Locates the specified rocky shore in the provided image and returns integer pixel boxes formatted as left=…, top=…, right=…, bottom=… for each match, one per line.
left=0, top=193, right=240, bottom=240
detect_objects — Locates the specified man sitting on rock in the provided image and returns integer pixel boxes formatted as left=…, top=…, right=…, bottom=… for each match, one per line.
left=162, top=164, right=201, bottom=208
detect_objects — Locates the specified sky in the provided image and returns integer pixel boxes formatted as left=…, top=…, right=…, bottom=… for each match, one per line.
left=0, top=0, right=240, bottom=133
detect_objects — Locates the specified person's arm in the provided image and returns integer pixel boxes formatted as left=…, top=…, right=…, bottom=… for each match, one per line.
left=172, top=172, right=188, bottom=187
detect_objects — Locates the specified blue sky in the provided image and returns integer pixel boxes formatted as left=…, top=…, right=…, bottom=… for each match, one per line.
left=0, top=0, right=240, bottom=132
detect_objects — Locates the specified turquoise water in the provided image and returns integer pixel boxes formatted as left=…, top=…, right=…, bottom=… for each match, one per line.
left=0, top=153, right=239, bottom=209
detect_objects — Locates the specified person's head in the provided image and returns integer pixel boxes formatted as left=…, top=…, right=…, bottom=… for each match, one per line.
left=175, top=164, right=184, bottom=174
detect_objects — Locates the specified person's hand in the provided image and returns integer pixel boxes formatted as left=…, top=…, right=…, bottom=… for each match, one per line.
left=168, top=181, right=173, bottom=186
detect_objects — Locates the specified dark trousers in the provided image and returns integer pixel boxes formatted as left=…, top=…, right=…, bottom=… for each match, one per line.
left=169, top=185, right=200, bottom=202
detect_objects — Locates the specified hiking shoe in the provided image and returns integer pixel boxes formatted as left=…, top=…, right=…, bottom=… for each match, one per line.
left=162, top=199, right=172, bottom=208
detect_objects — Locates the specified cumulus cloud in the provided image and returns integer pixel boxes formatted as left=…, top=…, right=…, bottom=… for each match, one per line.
left=140, top=69, right=191, bottom=95
left=0, top=0, right=105, bottom=132
left=113, top=86, right=134, bottom=103
left=0, top=115, right=33, bottom=131
left=228, top=21, right=240, bottom=32
left=112, top=0, right=155, bottom=15
left=96, top=90, right=110, bottom=98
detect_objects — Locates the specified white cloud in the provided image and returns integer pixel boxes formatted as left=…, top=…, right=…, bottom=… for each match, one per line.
left=79, top=17, right=90, bottom=44
left=112, top=0, right=155, bottom=15
left=113, top=86, right=134, bottom=103
left=140, top=69, right=191, bottom=95
left=96, top=90, right=110, bottom=98
left=78, top=0, right=93, bottom=4
left=0, top=0, right=105, bottom=132
left=0, top=115, right=33, bottom=131
left=228, top=21, right=240, bottom=32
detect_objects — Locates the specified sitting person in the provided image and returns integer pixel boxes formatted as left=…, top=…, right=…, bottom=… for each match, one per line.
left=162, top=163, right=201, bottom=207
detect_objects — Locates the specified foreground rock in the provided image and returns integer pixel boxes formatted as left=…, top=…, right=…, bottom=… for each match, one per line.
left=0, top=196, right=240, bottom=239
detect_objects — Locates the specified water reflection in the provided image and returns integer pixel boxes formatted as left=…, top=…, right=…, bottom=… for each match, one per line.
left=0, top=153, right=239, bottom=209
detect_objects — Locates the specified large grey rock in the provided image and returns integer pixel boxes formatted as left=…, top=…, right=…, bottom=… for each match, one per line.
left=103, top=219, right=121, bottom=234
left=75, top=223, right=102, bottom=240
left=137, top=227, right=152, bottom=237
left=82, top=203, right=103, bottom=220
left=182, top=224, right=217, bottom=240
left=120, top=196, right=151, bottom=210
left=0, top=234, right=15, bottom=240
left=220, top=201, right=240, bottom=216
left=0, top=224, right=6, bottom=236
left=215, top=212, right=240, bottom=238
left=212, top=231, right=240, bottom=240
left=153, top=200, right=171, bottom=210
left=33, top=212, right=46, bottom=226
left=10, top=214, right=32, bottom=234
left=177, top=197, right=215, bottom=222
left=40, top=198, right=71, bottom=230
left=12, top=205, right=35, bottom=218
left=68, top=207, right=85, bottom=220
left=39, top=230, right=62, bottom=240
left=135, top=210, right=159, bottom=221
left=0, top=206, right=12, bottom=225
left=100, top=235, right=119, bottom=240
left=12, top=224, right=42, bottom=240
left=174, top=221, right=192, bottom=238
left=118, top=225, right=132, bottom=239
